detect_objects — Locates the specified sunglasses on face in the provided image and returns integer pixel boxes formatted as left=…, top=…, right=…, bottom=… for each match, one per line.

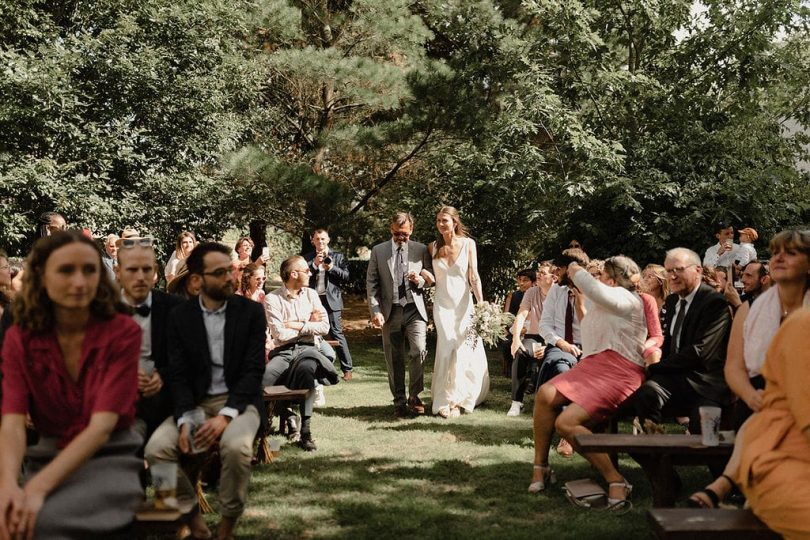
left=204, top=267, right=232, bottom=278
left=116, top=237, right=154, bottom=249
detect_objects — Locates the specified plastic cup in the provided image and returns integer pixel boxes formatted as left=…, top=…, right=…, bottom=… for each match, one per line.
left=139, top=359, right=155, bottom=377
left=531, top=343, right=546, bottom=359
left=269, top=439, right=282, bottom=457
left=186, top=408, right=208, bottom=454
left=150, top=462, right=178, bottom=509
left=699, top=406, right=722, bottom=446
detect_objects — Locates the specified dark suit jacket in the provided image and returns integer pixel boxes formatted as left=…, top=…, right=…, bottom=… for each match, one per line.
left=136, top=290, right=184, bottom=434
left=649, top=283, right=733, bottom=404
left=166, top=294, right=266, bottom=424
left=304, top=250, right=349, bottom=311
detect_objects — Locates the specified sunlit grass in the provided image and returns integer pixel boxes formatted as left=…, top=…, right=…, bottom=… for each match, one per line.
left=198, top=332, right=713, bottom=539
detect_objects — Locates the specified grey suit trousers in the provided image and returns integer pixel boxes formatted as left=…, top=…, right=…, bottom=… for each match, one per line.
left=383, top=303, right=427, bottom=406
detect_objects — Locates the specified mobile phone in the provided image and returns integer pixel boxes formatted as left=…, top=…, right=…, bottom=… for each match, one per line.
left=262, top=247, right=269, bottom=259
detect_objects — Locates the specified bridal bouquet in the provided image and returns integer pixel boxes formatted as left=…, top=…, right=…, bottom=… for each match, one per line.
left=466, top=301, right=515, bottom=349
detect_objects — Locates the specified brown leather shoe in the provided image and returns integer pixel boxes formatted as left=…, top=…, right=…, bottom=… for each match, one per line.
left=342, top=371, right=353, bottom=381
left=407, top=396, right=425, bottom=415
left=556, top=437, right=574, bottom=458
left=394, top=404, right=410, bottom=418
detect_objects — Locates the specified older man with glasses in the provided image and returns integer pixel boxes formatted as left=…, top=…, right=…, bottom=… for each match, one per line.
left=628, top=247, right=733, bottom=435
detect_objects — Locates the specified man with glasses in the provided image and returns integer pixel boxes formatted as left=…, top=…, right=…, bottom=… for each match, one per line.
left=145, top=242, right=266, bottom=540
left=629, top=247, right=732, bottom=434
left=263, top=255, right=340, bottom=450
left=115, top=237, right=182, bottom=441
left=367, top=212, right=433, bottom=418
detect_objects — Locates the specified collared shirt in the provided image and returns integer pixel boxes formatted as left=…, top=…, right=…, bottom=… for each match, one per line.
left=390, top=239, right=412, bottom=305
left=539, top=283, right=581, bottom=346
left=264, top=286, right=330, bottom=347
left=195, top=296, right=237, bottom=422
left=703, top=242, right=741, bottom=268
left=122, top=290, right=153, bottom=367
left=671, top=282, right=701, bottom=349
left=316, top=249, right=329, bottom=295
left=519, top=286, right=547, bottom=336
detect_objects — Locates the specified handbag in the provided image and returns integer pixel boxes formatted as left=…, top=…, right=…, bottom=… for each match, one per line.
left=564, top=479, right=607, bottom=509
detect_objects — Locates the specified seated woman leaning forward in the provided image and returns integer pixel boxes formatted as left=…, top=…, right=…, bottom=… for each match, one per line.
left=530, top=256, right=651, bottom=507
left=0, top=230, right=143, bottom=538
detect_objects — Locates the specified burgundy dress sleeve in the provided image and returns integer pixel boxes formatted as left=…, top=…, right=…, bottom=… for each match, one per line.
left=1, top=326, right=30, bottom=415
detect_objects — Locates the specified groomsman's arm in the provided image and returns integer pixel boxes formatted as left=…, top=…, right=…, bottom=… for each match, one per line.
left=366, top=249, right=382, bottom=318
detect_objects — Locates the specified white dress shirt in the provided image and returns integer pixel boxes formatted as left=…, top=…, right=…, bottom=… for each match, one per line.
left=264, top=286, right=330, bottom=347
left=539, top=283, right=582, bottom=346
left=703, top=242, right=741, bottom=268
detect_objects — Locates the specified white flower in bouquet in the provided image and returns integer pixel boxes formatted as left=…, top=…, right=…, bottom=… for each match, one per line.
left=466, top=300, right=515, bottom=349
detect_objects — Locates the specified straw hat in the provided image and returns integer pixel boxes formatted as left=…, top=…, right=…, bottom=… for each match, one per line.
left=167, top=260, right=191, bottom=296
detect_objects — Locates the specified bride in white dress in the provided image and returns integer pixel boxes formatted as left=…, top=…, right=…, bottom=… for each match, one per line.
left=428, top=206, right=490, bottom=417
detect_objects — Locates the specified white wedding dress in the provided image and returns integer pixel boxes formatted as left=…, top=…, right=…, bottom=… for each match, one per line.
left=431, top=237, right=490, bottom=414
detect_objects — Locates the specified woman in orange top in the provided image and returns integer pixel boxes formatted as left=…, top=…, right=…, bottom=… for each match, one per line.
left=690, top=308, right=810, bottom=539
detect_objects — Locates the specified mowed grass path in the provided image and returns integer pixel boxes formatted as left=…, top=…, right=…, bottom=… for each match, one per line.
left=227, top=296, right=712, bottom=539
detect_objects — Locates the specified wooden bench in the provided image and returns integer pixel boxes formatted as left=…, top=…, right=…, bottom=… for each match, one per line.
left=254, top=385, right=309, bottom=464
left=575, top=434, right=733, bottom=507
left=648, top=508, right=780, bottom=539
left=133, top=502, right=189, bottom=538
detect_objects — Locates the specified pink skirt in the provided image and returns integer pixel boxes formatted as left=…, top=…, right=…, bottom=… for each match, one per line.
left=550, top=350, right=645, bottom=422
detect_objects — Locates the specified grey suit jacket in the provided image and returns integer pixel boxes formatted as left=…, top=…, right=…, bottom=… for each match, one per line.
left=366, top=239, right=432, bottom=322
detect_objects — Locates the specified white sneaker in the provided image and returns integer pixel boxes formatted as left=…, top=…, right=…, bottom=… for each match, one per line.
left=506, top=401, right=524, bottom=417
left=313, top=385, right=326, bottom=408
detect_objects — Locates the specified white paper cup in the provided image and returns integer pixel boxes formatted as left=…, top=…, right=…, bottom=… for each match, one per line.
left=531, top=343, right=546, bottom=358
left=186, top=408, right=208, bottom=454
left=699, top=406, right=722, bottom=446
left=269, top=439, right=282, bottom=457
left=150, top=462, right=178, bottom=509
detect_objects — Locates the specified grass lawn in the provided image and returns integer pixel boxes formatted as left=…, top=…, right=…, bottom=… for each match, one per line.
left=207, top=298, right=714, bottom=539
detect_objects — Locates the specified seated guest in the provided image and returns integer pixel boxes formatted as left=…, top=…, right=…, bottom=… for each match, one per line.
left=713, top=266, right=743, bottom=310
left=737, top=227, right=758, bottom=267
left=538, top=248, right=590, bottom=456
left=631, top=248, right=733, bottom=434
left=500, top=268, right=536, bottom=377
left=0, top=231, right=143, bottom=538
left=703, top=221, right=740, bottom=268
left=263, top=256, right=339, bottom=450
left=724, top=230, right=810, bottom=429
left=237, top=263, right=266, bottom=303
left=739, top=259, right=769, bottom=305
left=102, top=233, right=119, bottom=281
left=115, top=236, right=183, bottom=440
left=145, top=242, right=266, bottom=540
left=688, top=309, right=810, bottom=540
left=640, top=263, right=669, bottom=312
left=507, top=264, right=554, bottom=416
left=530, top=256, right=649, bottom=507
left=165, top=230, right=197, bottom=283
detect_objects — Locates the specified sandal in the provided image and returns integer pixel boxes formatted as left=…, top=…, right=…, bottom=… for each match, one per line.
left=687, top=474, right=735, bottom=509
left=607, top=480, right=633, bottom=506
left=528, top=464, right=556, bottom=493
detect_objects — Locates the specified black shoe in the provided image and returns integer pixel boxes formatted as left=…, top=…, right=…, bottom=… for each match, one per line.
left=298, top=433, right=317, bottom=451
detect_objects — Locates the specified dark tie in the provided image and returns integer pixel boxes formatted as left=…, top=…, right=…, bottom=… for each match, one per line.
left=670, top=299, right=688, bottom=355
left=134, top=304, right=151, bottom=317
left=397, top=247, right=407, bottom=306
left=564, top=292, right=574, bottom=344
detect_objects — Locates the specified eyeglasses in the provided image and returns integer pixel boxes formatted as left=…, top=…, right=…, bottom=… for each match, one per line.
left=0, top=265, right=10, bottom=271
left=116, top=237, right=154, bottom=249
left=568, top=243, right=581, bottom=249
left=294, top=267, right=311, bottom=274
left=392, top=231, right=411, bottom=238
left=664, top=264, right=697, bottom=276
left=203, top=267, right=231, bottom=278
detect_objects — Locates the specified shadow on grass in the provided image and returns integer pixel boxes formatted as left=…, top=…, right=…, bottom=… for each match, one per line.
left=375, top=420, right=533, bottom=447
left=240, top=455, right=652, bottom=540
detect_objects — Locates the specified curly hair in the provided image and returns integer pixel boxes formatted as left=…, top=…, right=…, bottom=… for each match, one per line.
left=12, top=231, right=126, bottom=332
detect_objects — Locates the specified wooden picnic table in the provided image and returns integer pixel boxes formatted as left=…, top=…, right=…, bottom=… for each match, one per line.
left=575, top=434, right=733, bottom=507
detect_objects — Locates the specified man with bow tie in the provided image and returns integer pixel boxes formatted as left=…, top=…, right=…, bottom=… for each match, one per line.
left=116, top=236, right=183, bottom=440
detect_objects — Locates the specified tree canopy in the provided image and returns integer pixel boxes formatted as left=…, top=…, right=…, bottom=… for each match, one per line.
left=2, top=0, right=808, bottom=291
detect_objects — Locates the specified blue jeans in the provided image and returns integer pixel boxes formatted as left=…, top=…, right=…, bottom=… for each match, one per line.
left=537, top=345, right=579, bottom=387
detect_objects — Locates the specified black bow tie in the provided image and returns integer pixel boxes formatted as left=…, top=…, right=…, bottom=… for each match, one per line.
left=134, top=304, right=151, bottom=317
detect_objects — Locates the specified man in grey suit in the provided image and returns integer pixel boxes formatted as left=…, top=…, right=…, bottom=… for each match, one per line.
left=367, top=212, right=433, bottom=417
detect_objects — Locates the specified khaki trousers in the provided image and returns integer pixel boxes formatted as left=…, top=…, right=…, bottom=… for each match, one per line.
left=144, top=395, right=260, bottom=518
